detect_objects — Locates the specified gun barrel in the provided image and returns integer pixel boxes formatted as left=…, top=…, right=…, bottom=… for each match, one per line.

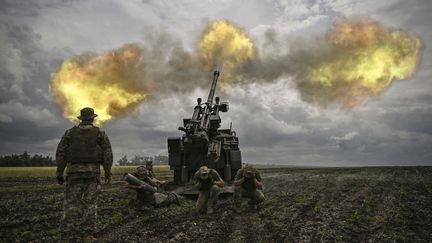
left=206, top=69, right=220, bottom=104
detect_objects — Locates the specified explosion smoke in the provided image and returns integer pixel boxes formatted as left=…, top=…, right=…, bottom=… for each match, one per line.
left=197, top=20, right=255, bottom=74
left=50, top=20, right=256, bottom=124
left=50, top=18, right=422, bottom=124
left=294, top=18, right=421, bottom=108
left=50, top=44, right=151, bottom=125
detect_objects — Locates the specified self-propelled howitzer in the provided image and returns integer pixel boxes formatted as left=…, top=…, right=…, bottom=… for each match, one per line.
left=168, top=69, right=242, bottom=184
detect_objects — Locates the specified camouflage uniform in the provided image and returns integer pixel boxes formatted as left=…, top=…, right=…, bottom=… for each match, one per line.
left=194, top=166, right=223, bottom=214
left=234, top=166, right=265, bottom=210
left=145, top=161, right=155, bottom=179
left=56, top=108, right=113, bottom=241
left=129, top=166, right=178, bottom=209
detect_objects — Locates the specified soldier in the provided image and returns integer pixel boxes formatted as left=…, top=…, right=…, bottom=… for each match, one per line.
left=126, top=166, right=180, bottom=210
left=145, top=160, right=166, bottom=186
left=56, top=107, right=113, bottom=242
left=233, top=165, right=265, bottom=212
left=194, top=166, right=224, bottom=214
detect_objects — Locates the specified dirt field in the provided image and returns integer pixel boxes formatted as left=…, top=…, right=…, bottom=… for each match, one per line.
left=1, top=166, right=431, bottom=242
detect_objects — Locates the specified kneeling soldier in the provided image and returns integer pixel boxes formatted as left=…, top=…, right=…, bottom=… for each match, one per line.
left=233, top=165, right=265, bottom=212
left=194, top=166, right=224, bottom=214
left=126, top=166, right=180, bottom=210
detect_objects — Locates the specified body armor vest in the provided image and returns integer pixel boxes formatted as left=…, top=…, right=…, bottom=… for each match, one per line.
left=199, top=177, right=213, bottom=191
left=67, top=126, right=102, bottom=163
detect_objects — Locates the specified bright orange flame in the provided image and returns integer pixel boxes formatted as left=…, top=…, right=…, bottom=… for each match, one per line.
left=50, top=44, right=149, bottom=125
left=197, top=20, right=255, bottom=72
left=297, top=19, right=421, bottom=108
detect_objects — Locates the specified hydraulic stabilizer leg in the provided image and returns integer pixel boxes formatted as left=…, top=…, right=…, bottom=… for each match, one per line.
left=181, top=165, right=188, bottom=183
left=224, top=163, right=231, bottom=182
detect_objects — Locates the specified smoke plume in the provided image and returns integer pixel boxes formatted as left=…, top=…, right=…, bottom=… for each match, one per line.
left=50, top=44, right=153, bottom=124
left=50, top=18, right=421, bottom=124
left=293, top=18, right=421, bottom=108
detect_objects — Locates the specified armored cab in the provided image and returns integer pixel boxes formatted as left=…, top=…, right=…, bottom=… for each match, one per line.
left=168, top=70, right=242, bottom=184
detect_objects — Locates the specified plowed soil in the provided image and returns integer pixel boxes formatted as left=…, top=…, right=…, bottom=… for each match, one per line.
left=1, top=167, right=431, bottom=242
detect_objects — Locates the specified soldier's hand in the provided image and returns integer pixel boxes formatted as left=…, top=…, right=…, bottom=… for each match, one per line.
left=105, top=174, right=112, bottom=185
left=156, top=180, right=166, bottom=187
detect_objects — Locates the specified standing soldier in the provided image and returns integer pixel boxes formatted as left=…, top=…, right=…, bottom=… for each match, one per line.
left=125, top=166, right=180, bottom=210
left=56, top=107, right=113, bottom=242
left=145, top=160, right=166, bottom=186
left=194, top=166, right=224, bottom=214
left=233, top=165, right=265, bottom=212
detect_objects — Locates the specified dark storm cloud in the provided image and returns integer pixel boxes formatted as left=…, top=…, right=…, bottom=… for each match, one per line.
left=0, top=1, right=73, bottom=155
left=1, top=0, right=431, bottom=166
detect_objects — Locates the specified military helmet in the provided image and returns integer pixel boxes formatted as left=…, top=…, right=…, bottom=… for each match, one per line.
left=198, top=166, right=210, bottom=180
left=243, top=166, right=255, bottom=179
left=77, top=107, right=98, bottom=121
left=145, top=160, right=153, bottom=166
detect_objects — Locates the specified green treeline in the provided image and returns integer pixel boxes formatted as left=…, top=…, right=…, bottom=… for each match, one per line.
left=0, top=152, right=169, bottom=167
left=0, top=152, right=55, bottom=167
left=117, top=155, right=168, bottom=166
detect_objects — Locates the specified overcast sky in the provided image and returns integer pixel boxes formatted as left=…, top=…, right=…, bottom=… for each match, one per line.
left=1, top=0, right=431, bottom=166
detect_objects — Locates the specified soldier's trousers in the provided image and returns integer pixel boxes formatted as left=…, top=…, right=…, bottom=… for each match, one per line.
left=196, top=185, right=220, bottom=213
left=60, top=176, right=100, bottom=240
left=234, top=186, right=265, bottom=208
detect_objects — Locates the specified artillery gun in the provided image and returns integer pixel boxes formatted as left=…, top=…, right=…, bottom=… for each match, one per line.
left=167, top=69, right=242, bottom=186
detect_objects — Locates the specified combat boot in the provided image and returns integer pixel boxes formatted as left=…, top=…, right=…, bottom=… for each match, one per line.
left=168, top=192, right=182, bottom=205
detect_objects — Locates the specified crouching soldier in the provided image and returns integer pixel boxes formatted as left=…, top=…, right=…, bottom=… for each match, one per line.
left=233, top=165, right=265, bottom=212
left=194, top=166, right=224, bottom=214
left=125, top=166, right=180, bottom=210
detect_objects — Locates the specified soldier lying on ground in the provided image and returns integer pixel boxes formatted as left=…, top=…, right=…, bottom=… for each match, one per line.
left=145, top=160, right=166, bottom=186
left=125, top=166, right=180, bottom=210
left=194, top=166, right=225, bottom=214
left=233, top=165, right=265, bottom=212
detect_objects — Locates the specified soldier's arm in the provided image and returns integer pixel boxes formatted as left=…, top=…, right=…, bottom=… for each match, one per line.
left=233, top=169, right=245, bottom=186
left=254, top=171, right=263, bottom=189
left=193, top=174, right=202, bottom=189
left=146, top=177, right=159, bottom=187
left=100, top=131, right=113, bottom=177
left=55, top=130, right=69, bottom=177
left=212, top=171, right=224, bottom=187
left=154, top=178, right=166, bottom=187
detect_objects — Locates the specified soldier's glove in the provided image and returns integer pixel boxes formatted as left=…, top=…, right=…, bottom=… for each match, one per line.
left=57, top=175, right=64, bottom=185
